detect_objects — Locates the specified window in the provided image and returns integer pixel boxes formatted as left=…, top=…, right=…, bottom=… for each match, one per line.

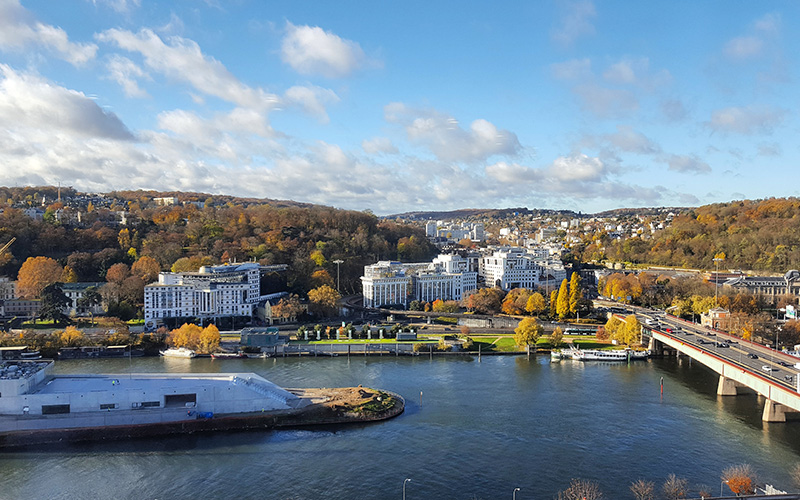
left=42, top=404, right=71, bottom=414
left=140, top=401, right=160, bottom=408
left=100, top=403, right=117, bottom=410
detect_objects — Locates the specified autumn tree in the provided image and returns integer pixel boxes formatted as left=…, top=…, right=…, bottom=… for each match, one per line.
left=310, top=269, right=335, bottom=288
left=568, top=272, right=582, bottom=316
left=272, top=294, right=305, bottom=321
left=549, top=327, right=564, bottom=348
left=629, top=479, right=654, bottom=500
left=514, top=317, right=543, bottom=348
left=661, top=473, right=688, bottom=500
left=17, top=256, right=63, bottom=299
left=58, top=326, right=86, bottom=347
left=549, top=289, right=558, bottom=317
left=432, top=300, right=459, bottom=313
left=556, top=278, right=570, bottom=319
left=721, top=464, right=757, bottom=496
left=555, top=479, right=603, bottom=500
left=167, top=323, right=218, bottom=353
left=501, top=288, right=533, bottom=315
left=106, top=262, right=130, bottom=284
left=131, top=256, right=161, bottom=283
left=525, top=292, right=547, bottom=315
left=197, top=324, right=221, bottom=354
left=61, top=265, right=78, bottom=283
left=308, top=285, right=341, bottom=317
left=463, top=288, right=505, bottom=315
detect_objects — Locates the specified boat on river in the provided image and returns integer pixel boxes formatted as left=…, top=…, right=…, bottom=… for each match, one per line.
left=568, top=348, right=649, bottom=361
left=211, top=352, right=247, bottom=359
left=159, top=347, right=196, bottom=358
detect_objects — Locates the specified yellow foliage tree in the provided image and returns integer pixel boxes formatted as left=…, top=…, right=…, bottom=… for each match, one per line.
left=308, top=285, right=341, bottom=317
left=17, top=256, right=64, bottom=299
left=514, top=317, right=543, bottom=347
left=198, top=324, right=221, bottom=354
left=59, top=326, right=86, bottom=347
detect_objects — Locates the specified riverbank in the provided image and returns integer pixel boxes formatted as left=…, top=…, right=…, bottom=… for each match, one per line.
left=0, top=387, right=404, bottom=448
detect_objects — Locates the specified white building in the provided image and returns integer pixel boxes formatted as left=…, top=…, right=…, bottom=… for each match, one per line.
left=60, top=283, right=105, bottom=316
left=0, top=278, right=16, bottom=301
left=479, top=247, right=566, bottom=291
left=153, top=197, right=179, bottom=206
left=144, top=263, right=262, bottom=328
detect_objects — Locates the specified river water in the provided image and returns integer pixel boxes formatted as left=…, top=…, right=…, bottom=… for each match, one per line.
left=1, top=354, right=799, bottom=499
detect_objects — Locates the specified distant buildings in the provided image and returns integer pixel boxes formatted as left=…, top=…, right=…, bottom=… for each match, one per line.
left=723, top=270, right=800, bottom=306
left=425, top=221, right=485, bottom=244
left=361, top=247, right=566, bottom=309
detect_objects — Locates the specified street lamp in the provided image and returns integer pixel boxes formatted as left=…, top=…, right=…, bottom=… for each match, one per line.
left=713, top=257, right=724, bottom=307
left=333, top=259, right=344, bottom=293
left=403, top=478, right=412, bottom=500
left=513, top=487, right=521, bottom=500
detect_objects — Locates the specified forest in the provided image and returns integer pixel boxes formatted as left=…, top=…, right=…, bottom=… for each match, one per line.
left=0, top=187, right=437, bottom=299
left=577, top=198, right=800, bottom=272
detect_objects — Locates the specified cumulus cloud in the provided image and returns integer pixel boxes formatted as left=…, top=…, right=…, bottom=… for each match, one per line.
left=708, top=105, right=785, bottom=135
left=602, top=57, right=671, bottom=89
left=281, top=22, right=369, bottom=78
left=91, top=0, right=141, bottom=12
left=0, top=0, right=97, bottom=65
left=551, top=0, right=596, bottom=47
left=97, top=28, right=279, bottom=110
left=105, top=55, right=150, bottom=98
left=724, top=12, right=781, bottom=62
left=550, top=58, right=592, bottom=80
left=283, top=85, right=340, bottom=124
left=724, top=36, right=764, bottom=61
left=0, top=65, right=134, bottom=140
left=362, top=137, right=398, bottom=155
left=384, top=103, right=521, bottom=163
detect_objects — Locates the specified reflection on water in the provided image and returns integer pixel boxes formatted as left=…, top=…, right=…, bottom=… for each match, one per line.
left=0, top=355, right=798, bottom=499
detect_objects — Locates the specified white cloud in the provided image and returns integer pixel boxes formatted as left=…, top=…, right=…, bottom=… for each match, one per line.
left=283, top=85, right=340, bottom=124
left=574, top=84, right=638, bottom=119
left=0, top=65, right=133, bottom=140
left=97, top=28, right=279, bottom=110
left=604, top=126, right=661, bottom=154
left=661, top=154, right=711, bottom=174
left=602, top=57, right=671, bottom=89
left=0, top=0, right=97, bottom=66
left=550, top=58, right=592, bottom=81
left=551, top=0, right=596, bottom=47
left=362, top=137, right=398, bottom=155
left=550, top=153, right=605, bottom=181
left=281, top=22, right=369, bottom=78
left=757, top=142, right=781, bottom=157
left=385, top=103, right=521, bottom=163
left=754, top=13, right=781, bottom=35
left=708, top=105, right=785, bottom=135
left=724, top=36, right=764, bottom=61
left=105, top=55, right=150, bottom=98
left=91, top=0, right=141, bottom=12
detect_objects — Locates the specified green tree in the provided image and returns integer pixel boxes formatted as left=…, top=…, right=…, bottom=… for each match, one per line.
left=76, top=286, right=102, bottom=326
left=568, top=272, right=582, bottom=316
left=514, top=317, right=543, bottom=347
left=39, top=283, right=70, bottom=325
left=556, top=278, right=570, bottom=319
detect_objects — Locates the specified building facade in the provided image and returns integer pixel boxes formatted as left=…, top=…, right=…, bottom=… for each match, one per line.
left=723, top=270, right=800, bottom=306
left=144, top=263, right=265, bottom=328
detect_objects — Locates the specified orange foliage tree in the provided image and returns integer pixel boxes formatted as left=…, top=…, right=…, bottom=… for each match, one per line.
left=17, top=256, right=63, bottom=299
left=722, top=464, right=757, bottom=496
left=131, top=256, right=161, bottom=283
left=167, top=323, right=220, bottom=354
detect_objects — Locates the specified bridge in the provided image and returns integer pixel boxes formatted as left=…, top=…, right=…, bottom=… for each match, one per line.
left=637, top=311, right=800, bottom=422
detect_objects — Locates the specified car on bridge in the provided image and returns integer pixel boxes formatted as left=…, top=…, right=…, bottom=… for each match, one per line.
left=762, top=365, right=776, bottom=372
left=748, top=353, right=759, bottom=359
left=715, top=342, right=730, bottom=348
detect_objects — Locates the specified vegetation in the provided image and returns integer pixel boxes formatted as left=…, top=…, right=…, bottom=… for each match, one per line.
left=661, top=473, right=688, bottom=500
left=629, top=479, right=654, bottom=500
left=167, top=323, right=221, bottom=354
left=555, top=479, right=603, bottom=500
left=721, top=464, right=757, bottom=496
left=513, top=318, right=543, bottom=347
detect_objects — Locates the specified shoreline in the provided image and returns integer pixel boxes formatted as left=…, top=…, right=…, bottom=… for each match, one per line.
left=0, top=387, right=405, bottom=448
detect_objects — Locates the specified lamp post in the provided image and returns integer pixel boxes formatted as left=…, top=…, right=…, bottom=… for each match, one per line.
left=333, top=259, right=344, bottom=293
left=713, top=257, right=724, bottom=307
left=403, top=478, right=411, bottom=500
left=513, top=487, right=520, bottom=500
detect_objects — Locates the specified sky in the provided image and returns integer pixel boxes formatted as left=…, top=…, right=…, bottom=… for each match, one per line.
left=0, top=0, right=798, bottom=215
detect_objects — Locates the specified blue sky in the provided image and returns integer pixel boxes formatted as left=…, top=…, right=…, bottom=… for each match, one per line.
left=0, top=0, right=797, bottom=214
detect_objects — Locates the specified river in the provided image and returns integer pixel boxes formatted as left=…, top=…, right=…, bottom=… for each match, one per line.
left=1, top=354, right=798, bottom=499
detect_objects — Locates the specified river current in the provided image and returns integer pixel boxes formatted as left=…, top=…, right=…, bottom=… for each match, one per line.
left=1, top=354, right=799, bottom=499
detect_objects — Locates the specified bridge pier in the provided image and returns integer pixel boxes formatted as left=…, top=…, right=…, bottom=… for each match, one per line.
left=763, top=399, right=787, bottom=423
left=717, top=376, right=741, bottom=396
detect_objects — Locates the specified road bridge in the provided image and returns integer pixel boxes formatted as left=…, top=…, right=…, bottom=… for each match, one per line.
left=638, top=312, right=800, bottom=422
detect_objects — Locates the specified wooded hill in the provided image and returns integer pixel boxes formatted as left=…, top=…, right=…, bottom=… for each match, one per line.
left=580, top=198, right=800, bottom=272
left=0, top=187, right=436, bottom=296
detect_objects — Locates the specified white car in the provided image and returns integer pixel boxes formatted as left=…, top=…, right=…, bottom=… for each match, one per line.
left=762, top=365, right=774, bottom=372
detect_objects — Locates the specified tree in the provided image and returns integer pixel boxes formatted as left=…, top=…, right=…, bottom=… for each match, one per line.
left=17, top=256, right=63, bottom=299
left=77, top=286, right=103, bottom=326
left=525, top=292, right=547, bottom=315
left=308, top=285, right=341, bottom=317
left=556, top=479, right=603, bottom=500
left=131, top=256, right=161, bottom=283
left=61, top=265, right=78, bottom=283
left=514, top=317, right=543, bottom=347
left=556, top=278, right=570, bottom=319
left=661, top=473, right=687, bottom=500
left=463, top=288, right=505, bottom=315
left=39, top=283, right=70, bottom=325
left=106, top=262, right=130, bottom=284
left=721, top=464, right=757, bottom=496
left=311, top=269, right=335, bottom=288
left=549, top=289, right=558, bottom=317
left=629, top=479, right=654, bottom=500
left=58, top=326, right=86, bottom=347
left=568, top=272, right=582, bottom=316
left=168, top=323, right=219, bottom=353
left=198, top=324, right=221, bottom=354
left=549, top=327, right=564, bottom=348
left=272, top=294, right=305, bottom=321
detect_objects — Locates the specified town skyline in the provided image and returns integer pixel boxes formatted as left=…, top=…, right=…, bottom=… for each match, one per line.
left=0, top=1, right=798, bottom=215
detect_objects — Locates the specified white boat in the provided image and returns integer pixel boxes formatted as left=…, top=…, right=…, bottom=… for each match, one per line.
left=160, top=347, right=196, bottom=358
left=569, top=348, right=649, bottom=361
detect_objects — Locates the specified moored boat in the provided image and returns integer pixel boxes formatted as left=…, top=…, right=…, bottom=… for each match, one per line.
left=568, top=348, right=649, bottom=361
left=159, top=347, right=196, bottom=358
left=211, top=352, right=248, bottom=359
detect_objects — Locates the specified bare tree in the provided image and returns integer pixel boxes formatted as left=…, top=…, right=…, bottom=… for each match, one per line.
left=721, top=464, right=757, bottom=496
left=555, top=478, right=603, bottom=500
left=629, top=479, right=654, bottom=500
left=662, top=474, right=688, bottom=500
left=696, top=485, right=712, bottom=498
